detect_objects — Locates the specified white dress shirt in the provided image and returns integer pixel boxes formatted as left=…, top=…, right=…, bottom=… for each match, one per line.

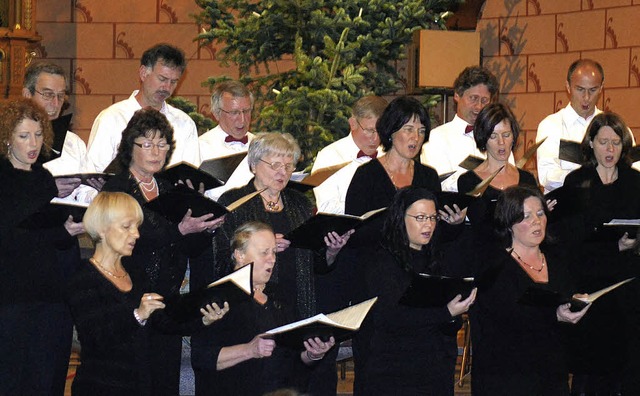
left=311, top=134, right=382, bottom=214
left=86, top=91, right=201, bottom=172
left=536, top=105, right=601, bottom=192
left=421, top=115, right=490, bottom=192
left=200, top=125, right=255, bottom=201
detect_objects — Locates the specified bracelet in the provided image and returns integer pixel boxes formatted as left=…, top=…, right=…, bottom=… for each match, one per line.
left=306, top=350, right=323, bottom=361
left=133, top=309, right=147, bottom=326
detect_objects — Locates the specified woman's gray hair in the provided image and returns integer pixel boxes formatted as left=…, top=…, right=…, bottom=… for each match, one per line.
left=247, top=132, right=301, bottom=171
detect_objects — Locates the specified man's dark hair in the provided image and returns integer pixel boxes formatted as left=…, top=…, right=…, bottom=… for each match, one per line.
left=140, top=43, right=187, bottom=72
left=566, top=59, right=604, bottom=84
left=23, top=62, right=67, bottom=94
left=453, top=66, right=499, bottom=98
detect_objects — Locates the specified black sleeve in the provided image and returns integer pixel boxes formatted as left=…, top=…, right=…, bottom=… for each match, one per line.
left=345, top=165, right=373, bottom=216
left=457, top=171, right=477, bottom=195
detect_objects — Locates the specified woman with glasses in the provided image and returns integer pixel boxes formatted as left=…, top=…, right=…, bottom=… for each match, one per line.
left=559, top=112, right=640, bottom=395
left=191, top=132, right=351, bottom=394
left=358, top=187, right=476, bottom=395
left=102, top=108, right=224, bottom=395
left=471, top=186, right=589, bottom=396
left=457, top=103, right=538, bottom=202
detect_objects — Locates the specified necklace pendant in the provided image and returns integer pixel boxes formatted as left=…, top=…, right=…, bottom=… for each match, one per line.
left=266, top=201, right=279, bottom=212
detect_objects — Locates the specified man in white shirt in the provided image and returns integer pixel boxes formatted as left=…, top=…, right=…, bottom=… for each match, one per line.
left=536, top=59, right=604, bottom=192
left=199, top=80, right=255, bottom=200
left=86, top=43, right=200, bottom=173
left=312, top=96, right=387, bottom=213
left=420, top=66, right=501, bottom=192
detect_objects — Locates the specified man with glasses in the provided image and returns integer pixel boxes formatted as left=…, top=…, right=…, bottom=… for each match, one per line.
left=420, top=66, right=503, bottom=191
left=86, top=43, right=200, bottom=173
left=199, top=80, right=255, bottom=201
left=23, top=62, right=87, bottom=197
left=312, top=95, right=387, bottom=214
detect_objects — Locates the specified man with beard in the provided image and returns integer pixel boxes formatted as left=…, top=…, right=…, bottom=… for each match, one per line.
left=86, top=43, right=200, bottom=172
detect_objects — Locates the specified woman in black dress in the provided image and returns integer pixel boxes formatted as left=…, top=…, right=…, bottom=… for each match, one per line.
left=560, top=112, right=640, bottom=395
left=471, top=186, right=590, bottom=396
left=0, top=98, right=82, bottom=395
left=458, top=103, right=537, bottom=202
left=67, top=191, right=225, bottom=395
left=193, top=221, right=335, bottom=395
left=190, top=132, right=351, bottom=395
left=360, top=187, right=477, bottom=395
left=346, top=96, right=465, bottom=225
left=101, top=108, right=223, bottom=395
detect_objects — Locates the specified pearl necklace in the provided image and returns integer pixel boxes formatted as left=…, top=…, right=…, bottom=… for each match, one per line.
left=90, top=257, right=129, bottom=279
left=136, top=176, right=157, bottom=192
left=510, top=248, right=546, bottom=273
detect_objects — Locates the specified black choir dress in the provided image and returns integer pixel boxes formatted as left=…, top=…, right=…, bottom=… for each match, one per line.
left=191, top=290, right=309, bottom=396
left=457, top=168, right=538, bottom=202
left=190, top=180, right=329, bottom=394
left=360, top=246, right=460, bottom=395
left=0, top=157, right=76, bottom=395
left=67, top=259, right=206, bottom=395
left=471, top=246, right=575, bottom=396
left=102, top=172, right=210, bottom=395
left=344, top=158, right=443, bottom=395
left=561, top=164, right=640, bottom=392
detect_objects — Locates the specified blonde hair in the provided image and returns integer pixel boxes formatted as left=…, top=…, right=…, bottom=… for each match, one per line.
left=84, top=192, right=143, bottom=242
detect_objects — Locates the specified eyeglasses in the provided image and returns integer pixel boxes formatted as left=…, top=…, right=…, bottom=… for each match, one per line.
left=405, top=213, right=439, bottom=223
left=355, top=118, right=377, bottom=136
left=259, top=159, right=295, bottom=172
left=133, top=141, right=170, bottom=151
left=464, top=94, right=491, bottom=106
left=34, top=89, right=66, bottom=102
left=220, top=108, right=252, bottom=118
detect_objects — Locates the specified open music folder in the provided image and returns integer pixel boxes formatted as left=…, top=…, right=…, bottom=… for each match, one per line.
left=263, top=297, right=378, bottom=349
left=284, top=207, right=387, bottom=250
left=164, top=263, right=254, bottom=322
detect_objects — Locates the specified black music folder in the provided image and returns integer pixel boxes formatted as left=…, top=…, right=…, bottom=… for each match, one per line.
left=158, top=162, right=224, bottom=191
left=399, top=273, right=475, bottom=307
left=458, top=155, right=484, bottom=171
left=284, top=207, right=387, bottom=250
left=19, top=199, right=88, bottom=229
left=559, top=139, right=583, bottom=164
left=435, top=191, right=476, bottom=211
left=144, top=184, right=261, bottom=223
left=519, top=278, right=634, bottom=312
left=199, top=152, right=247, bottom=183
left=263, top=297, right=377, bottom=349
left=164, top=263, right=254, bottom=322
